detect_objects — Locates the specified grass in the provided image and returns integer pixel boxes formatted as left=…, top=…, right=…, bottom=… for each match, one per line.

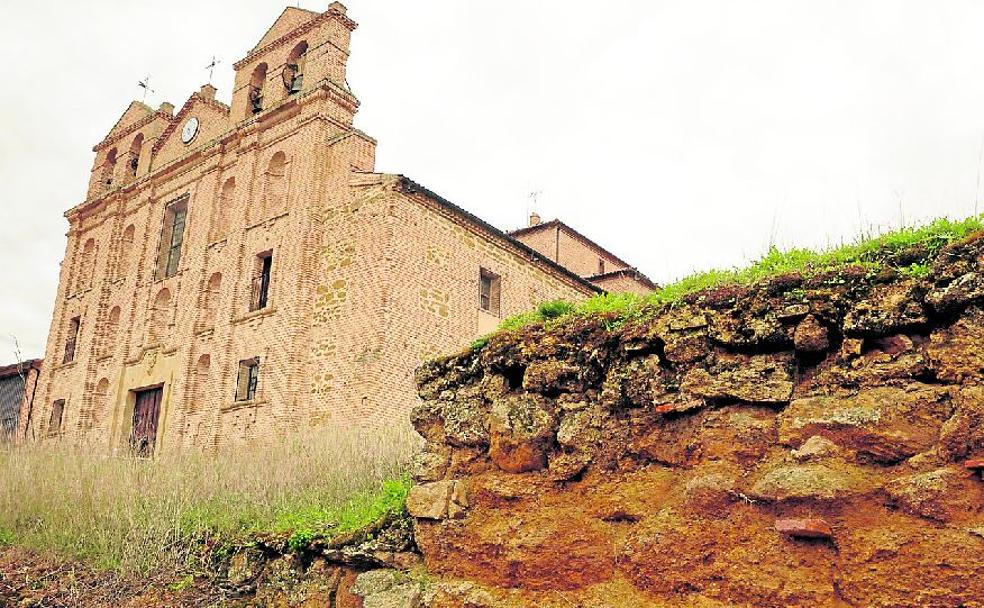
left=0, top=424, right=417, bottom=574
left=470, top=215, right=984, bottom=344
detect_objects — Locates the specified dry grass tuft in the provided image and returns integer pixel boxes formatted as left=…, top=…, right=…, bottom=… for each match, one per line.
left=0, top=423, right=418, bottom=573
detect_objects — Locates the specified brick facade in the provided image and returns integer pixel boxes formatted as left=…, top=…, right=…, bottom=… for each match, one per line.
left=32, top=3, right=639, bottom=452
left=510, top=219, right=657, bottom=294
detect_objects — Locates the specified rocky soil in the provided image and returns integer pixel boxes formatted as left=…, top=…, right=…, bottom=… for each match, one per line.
left=408, top=232, right=984, bottom=607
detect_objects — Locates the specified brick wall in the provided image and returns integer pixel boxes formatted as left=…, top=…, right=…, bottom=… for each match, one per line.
left=33, top=3, right=600, bottom=451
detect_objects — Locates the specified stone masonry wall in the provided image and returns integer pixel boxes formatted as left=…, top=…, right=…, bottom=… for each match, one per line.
left=408, top=232, right=984, bottom=608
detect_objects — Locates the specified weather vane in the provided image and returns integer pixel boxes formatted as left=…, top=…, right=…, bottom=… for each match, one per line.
left=205, top=56, right=221, bottom=85
left=137, top=76, right=154, bottom=102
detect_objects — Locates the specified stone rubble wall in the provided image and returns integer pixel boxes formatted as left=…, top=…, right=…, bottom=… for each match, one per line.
left=405, top=232, right=984, bottom=607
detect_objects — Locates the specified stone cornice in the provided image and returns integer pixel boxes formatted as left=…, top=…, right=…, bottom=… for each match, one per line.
left=93, top=110, right=173, bottom=153
left=233, top=7, right=356, bottom=70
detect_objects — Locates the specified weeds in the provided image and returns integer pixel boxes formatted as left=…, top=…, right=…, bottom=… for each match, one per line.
left=472, top=215, right=984, bottom=342
left=0, top=424, right=417, bottom=574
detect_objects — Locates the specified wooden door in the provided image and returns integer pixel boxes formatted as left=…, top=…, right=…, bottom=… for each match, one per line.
left=131, top=387, right=162, bottom=456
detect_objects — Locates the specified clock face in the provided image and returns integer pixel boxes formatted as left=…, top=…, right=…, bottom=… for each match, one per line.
left=181, top=117, right=200, bottom=144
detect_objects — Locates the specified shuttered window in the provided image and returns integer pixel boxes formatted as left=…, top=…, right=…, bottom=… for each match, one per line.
left=250, top=252, right=273, bottom=312
left=156, top=195, right=189, bottom=280
left=479, top=268, right=501, bottom=317
left=235, top=358, right=260, bottom=402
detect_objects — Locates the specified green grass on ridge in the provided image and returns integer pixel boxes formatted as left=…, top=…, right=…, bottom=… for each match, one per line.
left=470, top=215, right=984, bottom=346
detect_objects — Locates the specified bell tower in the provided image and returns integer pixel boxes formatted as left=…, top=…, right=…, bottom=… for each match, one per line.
left=231, top=2, right=359, bottom=123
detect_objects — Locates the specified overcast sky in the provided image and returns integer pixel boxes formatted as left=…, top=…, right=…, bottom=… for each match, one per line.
left=3, top=1, right=984, bottom=360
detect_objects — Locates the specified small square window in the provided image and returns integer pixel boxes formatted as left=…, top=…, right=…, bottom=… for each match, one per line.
left=235, top=357, right=260, bottom=402
left=479, top=268, right=501, bottom=317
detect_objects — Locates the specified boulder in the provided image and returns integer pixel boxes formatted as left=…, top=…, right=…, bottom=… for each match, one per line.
left=681, top=352, right=795, bottom=403
left=748, top=462, right=873, bottom=502
left=793, top=315, right=829, bottom=352
left=487, top=395, right=555, bottom=473
left=352, top=570, right=422, bottom=608
left=883, top=468, right=983, bottom=523
left=410, top=447, right=450, bottom=483
left=522, top=360, right=584, bottom=394
left=938, top=386, right=984, bottom=462
left=927, top=306, right=984, bottom=383
left=925, top=272, right=984, bottom=313
left=843, top=282, right=927, bottom=336
left=778, top=385, right=953, bottom=462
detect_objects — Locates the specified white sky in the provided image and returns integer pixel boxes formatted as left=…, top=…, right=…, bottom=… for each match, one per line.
left=3, top=0, right=984, bottom=360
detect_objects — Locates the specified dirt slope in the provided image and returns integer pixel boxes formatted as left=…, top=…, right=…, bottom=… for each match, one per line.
left=408, top=233, right=984, bottom=607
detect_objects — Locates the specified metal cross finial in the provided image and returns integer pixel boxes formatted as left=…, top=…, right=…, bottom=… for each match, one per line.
left=529, top=189, right=542, bottom=210
left=205, top=56, right=221, bottom=84
left=137, top=76, right=154, bottom=102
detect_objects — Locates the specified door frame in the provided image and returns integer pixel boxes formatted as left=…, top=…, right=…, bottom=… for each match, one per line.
left=126, top=383, right=164, bottom=455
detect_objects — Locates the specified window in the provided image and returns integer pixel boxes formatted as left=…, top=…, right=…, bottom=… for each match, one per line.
left=479, top=268, right=501, bottom=317
left=235, top=357, right=260, bottom=402
left=250, top=252, right=273, bottom=311
left=102, top=148, right=117, bottom=188
left=598, top=259, right=606, bottom=275
left=248, top=63, right=267, bottom=115
left=63, top=316, right=81, bottom=364
left=284, top=41, right=308, bottom=94
left=49, top=400, right=65, bottom=435
left=156, top=195, right=188, bottom=280
left=128, top=133, right=143, bottom=177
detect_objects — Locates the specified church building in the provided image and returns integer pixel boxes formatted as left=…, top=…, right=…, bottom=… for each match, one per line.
left=33, top=3, right=653, bottom=452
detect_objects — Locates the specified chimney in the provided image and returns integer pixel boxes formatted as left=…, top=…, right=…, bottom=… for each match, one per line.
left=158, top=102, right=175, bottom=116
left=328, top=1, right=347, bottom=14
left=199, top=84, right=217, bottom=100
left=529, top=212, right=542, bottom=227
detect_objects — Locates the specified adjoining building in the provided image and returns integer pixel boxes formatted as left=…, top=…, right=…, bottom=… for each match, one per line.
left=32, top=3, right=653, bottom=453
left=0, top=359, right=43, bottom=443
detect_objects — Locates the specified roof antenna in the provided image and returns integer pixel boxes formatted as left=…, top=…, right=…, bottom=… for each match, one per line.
left=205, top=56, right=221, bottom=85
left=527, top=189, right=542, bottom=227
left=137, top=76, right=154, bottom=103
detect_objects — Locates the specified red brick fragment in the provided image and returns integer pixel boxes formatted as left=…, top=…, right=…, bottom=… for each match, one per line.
left=775, top=517, right=833, bottom=539
left=964, top=459, right=984, bottom=470
left=965, top=459, right=984, bottom=480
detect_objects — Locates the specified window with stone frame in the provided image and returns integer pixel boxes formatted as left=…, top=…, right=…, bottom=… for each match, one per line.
left=235, top=357, right=260, bottom=402
left=479, top=268, right=501, bottom=317
left=63, top=316, right=81, bottom=364
left=156, top=195, right=189, bottom=280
